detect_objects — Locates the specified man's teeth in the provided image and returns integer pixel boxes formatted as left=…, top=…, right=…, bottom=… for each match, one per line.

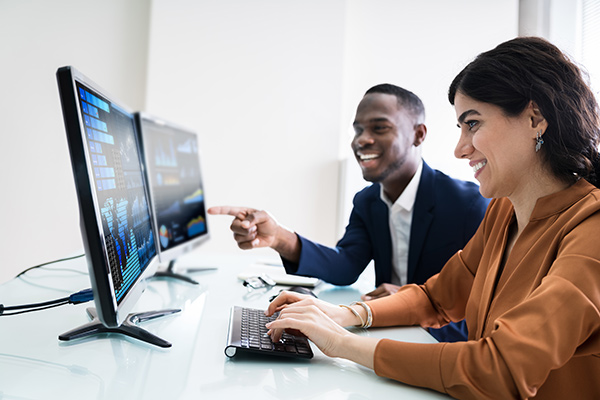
left=473, top=160, right=487, bottom=173
left=359, top=154, right=379, bottom=161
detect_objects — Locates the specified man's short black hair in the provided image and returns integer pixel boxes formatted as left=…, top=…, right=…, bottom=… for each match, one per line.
left=365, top=83, right=425, bottom=123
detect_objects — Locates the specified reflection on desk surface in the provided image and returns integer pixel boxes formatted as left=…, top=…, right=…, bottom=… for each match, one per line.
left=0, top=252, right=449, bottom=400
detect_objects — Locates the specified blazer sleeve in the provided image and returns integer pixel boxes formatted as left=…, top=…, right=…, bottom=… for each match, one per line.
left=281, top=191, right=376, bottom=286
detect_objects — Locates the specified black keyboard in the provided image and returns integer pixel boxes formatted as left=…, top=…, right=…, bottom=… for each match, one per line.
left=225, top=306, right=313, bottom=359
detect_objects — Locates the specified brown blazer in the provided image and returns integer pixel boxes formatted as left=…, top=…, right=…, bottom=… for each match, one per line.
left=368, top=179, right=600, bottom=399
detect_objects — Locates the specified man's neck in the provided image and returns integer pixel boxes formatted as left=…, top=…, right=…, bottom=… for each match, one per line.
left=382, top=160, right=421, bottom=203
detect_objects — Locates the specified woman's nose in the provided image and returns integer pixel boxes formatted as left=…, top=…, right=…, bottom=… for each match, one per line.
left=454, top=132, right=473, bottom=159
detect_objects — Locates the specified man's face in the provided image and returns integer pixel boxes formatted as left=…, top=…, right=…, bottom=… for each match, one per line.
left=351, top=93, right=417, bottom=184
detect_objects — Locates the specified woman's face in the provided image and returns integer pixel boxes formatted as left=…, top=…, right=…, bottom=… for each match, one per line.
left=453, top=93, right=541, bottom=200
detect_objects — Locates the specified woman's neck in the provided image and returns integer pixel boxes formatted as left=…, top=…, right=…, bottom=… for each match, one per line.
left=509, top=172, right=570, bottom=233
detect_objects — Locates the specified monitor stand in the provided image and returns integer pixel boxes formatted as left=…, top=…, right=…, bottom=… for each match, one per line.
left=153, top=259, right=199, bottom=285
left=59, top=307, right=181, bottom=348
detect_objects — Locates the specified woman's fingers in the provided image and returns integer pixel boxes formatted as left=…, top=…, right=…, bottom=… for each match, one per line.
left=265, top=291, right=312, bottom=316
left=266, top=304, right=347, bottom=357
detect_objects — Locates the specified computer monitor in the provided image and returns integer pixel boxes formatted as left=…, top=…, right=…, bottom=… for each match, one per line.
left=135, top=113, right=210, bottom=284
left=56, top=66, right=179, bottom=347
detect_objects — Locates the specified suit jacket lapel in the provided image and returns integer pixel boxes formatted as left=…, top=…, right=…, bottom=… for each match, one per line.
left=407, top=162, right=435, bottom=283
left=370, top=184, right=393, bottom=285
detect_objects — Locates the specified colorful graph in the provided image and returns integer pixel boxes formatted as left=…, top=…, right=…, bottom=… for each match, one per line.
left=187, top=215, right=206, bottom=237
left=183, top=188, right=204, bottom=204
left=159, top=225, right=171, bottom=248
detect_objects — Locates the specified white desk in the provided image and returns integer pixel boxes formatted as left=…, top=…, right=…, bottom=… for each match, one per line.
left=0, top=252, right=450, bottom=399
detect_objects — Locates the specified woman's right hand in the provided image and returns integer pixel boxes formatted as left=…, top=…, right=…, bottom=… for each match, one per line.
left=265, top=291, right=379, bottom=367
left=266, top=301, right=354, bottom=358
left=265, top=290, right=363, bottom=328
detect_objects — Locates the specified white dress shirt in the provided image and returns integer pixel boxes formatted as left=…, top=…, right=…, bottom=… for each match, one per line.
left=379, top=162, right=422, bottom=286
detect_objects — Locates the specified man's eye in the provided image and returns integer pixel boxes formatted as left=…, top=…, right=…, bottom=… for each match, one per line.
left=373, top=125, right=389, bottom=132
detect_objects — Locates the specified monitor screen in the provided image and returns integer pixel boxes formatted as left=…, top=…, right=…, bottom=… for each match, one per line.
left=57, top=66, right=158, bottom=328
left=136, top=113, right=209, bottom=264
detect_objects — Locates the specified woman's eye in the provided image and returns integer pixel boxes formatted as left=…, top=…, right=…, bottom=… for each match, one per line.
left=466, top=120, right=478, bottom=130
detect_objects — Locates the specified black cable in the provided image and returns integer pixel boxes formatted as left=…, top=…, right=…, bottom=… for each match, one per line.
left=14, top=253, right=85, bottom=278
left=0, top=288, right=94, bottom=316
left=1, top=255, right=93, bottom=316
left=2, top=255, right=93, bottom=316
left=2, top=296, right=69, bottom=311
left=0, top=301, right=70, bottom=316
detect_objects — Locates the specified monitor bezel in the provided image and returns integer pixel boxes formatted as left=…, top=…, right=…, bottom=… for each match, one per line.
left=135, top=112, right=210, bottom=265
left=57, top=66, right=159, bottom=328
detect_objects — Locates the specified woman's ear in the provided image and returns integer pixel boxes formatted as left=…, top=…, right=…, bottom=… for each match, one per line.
left=530, top=101, right=548, bottom=132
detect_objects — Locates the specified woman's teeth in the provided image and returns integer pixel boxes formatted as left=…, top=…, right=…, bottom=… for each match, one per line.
left=473, top=160, right=487, bottom=173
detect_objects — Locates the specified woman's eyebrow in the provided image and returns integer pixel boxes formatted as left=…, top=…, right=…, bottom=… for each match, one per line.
left=457, top=109, right=481, bottom=125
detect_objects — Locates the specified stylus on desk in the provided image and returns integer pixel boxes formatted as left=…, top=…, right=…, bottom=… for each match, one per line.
left=256, top=260, right=283, bottom=267
left=182, top=266, right=218, bottom=272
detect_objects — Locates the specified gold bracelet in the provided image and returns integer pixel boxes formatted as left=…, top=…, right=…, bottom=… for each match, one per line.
left=339, top=304, right=365, bottom=327
left=350, top=301, right=372, bottom=328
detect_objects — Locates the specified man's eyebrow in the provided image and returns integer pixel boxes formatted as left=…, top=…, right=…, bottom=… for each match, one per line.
left=353, top=117, right=390, bottom=126
left=457, top=109, right=481, bottom=125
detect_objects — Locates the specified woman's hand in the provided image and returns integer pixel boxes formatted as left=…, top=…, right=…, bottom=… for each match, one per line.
left=265, top=291, right=379, bottom=368
left=266, top=291, right=363, bottom=328
left=266, top=303, right=352, bottom=358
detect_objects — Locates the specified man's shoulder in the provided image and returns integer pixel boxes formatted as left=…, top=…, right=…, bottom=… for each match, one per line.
left=419, top=163, right=490, bottom=214
left=425, top=165, right=481, bottom=198
left=353, top=183, right=381, bottom=202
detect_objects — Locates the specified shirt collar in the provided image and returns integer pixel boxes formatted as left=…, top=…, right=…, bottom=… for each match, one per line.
left=530, top=178, right=596, bottom=221
left=380, top=161, right=423, bottom=212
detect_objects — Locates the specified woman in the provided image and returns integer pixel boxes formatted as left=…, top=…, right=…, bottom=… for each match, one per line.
left=265, top=37, right=600, bottom=399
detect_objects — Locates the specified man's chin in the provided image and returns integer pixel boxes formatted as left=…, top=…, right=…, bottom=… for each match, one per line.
left=361, top=172, right=381, bottom=183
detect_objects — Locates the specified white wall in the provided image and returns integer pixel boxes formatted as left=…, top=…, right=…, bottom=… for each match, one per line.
left=145, top=0, right=347, bottom=257
left=0, top=0, right=150, bottom=284
left=519, top=0, right=582, bottom=58
left=0, top=0, right=519, bottom=284
left=145, top=0, right=519, bottom=251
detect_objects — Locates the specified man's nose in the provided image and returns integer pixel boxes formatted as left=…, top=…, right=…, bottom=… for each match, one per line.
left=353, top=131, right=375, bottom=148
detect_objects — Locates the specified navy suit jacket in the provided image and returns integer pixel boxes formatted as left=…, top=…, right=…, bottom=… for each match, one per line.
left=282, top=161, right=490, bottom=342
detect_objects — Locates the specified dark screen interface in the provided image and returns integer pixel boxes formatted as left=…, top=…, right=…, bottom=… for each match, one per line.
left=142, top=122, right=207, bottom=251
left=77, top=83, right=156, bottom=303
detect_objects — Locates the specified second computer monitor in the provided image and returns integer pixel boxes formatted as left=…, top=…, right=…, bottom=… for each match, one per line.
left=136, top=113, right=209, bottom=276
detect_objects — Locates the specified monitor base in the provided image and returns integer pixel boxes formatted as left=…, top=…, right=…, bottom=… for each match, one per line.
left=58, top=307, right=181, bottom=348
left=153, top=259, right=199, bottom=284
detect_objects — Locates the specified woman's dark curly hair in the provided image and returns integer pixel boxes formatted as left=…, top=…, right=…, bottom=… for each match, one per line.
left=448, top=37, right=600, bottom=187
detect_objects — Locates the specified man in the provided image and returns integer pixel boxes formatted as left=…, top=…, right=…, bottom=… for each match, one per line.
left=208, top=84, right=489, bottom=342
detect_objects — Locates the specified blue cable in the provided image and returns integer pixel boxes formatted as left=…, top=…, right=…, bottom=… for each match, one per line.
left=69, top=288, right=94, bottom=304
